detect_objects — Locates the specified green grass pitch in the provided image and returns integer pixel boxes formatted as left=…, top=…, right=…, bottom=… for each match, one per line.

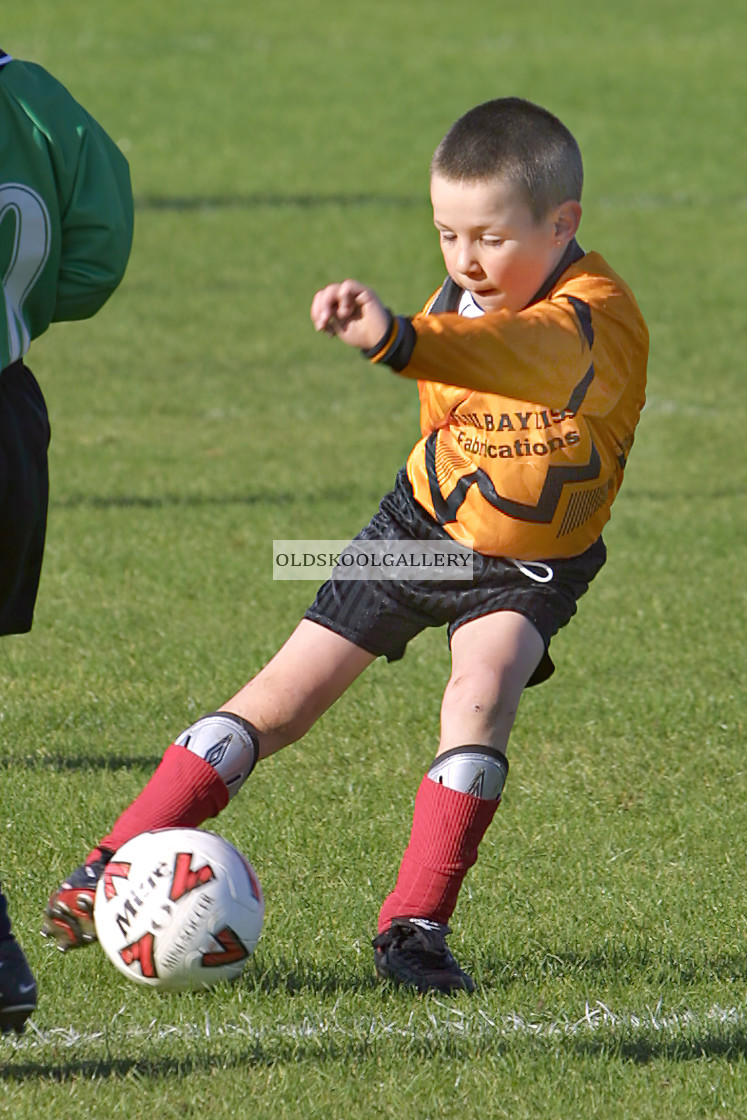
left=1, top=1, right=746, bottom=1117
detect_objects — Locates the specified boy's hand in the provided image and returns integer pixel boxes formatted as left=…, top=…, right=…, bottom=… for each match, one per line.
left=311, top=280, right=390, bottom=351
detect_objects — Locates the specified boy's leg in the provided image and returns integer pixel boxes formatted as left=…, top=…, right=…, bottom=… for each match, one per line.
left=374, top=610, right=543, bottom=991
left=218, top=619, right=376, bottom=758
left=43, top=621, right=375, bottom=949
left=436, top=610, right=545, bottom=755
left=97, top=619, right=375, bottom=847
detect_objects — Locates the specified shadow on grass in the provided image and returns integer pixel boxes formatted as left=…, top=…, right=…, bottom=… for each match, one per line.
left=574, top=1030, right=747, bottom=1064
left=52, top=484, right=357, bottom=512
left=6, top=946, right=747, bottom=1080
left=478, top=944, right=747, bottom=989
left=6, top=1024, right=747, bottom=1083
left=135, top=192, right=424, bottom=212
left=244, top=957, right=380, bottom=997
left=0, top=1054, right=220, bottom=1083
left=0, top=1021, right=512, bottom=1081
left=0, top=754, right=163, bottom=773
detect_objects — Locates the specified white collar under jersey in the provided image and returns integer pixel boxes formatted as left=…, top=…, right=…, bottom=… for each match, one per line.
left=458, top=289, right=485, bottom=318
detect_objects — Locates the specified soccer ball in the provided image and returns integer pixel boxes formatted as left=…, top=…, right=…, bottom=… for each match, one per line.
left=93, top=828, right=264, bottom=991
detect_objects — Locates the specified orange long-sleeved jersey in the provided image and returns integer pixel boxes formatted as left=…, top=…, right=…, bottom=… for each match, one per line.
left=373, top=249, right=648, bottom=559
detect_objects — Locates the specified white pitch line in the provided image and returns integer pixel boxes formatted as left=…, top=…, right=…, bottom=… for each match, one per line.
left=3, top=1001, right=747, bottom=1051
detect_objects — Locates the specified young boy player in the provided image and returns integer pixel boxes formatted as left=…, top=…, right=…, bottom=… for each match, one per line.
left=44, top=98, right=647, bottom=994
left=0, top=48, right=133, bottom=1031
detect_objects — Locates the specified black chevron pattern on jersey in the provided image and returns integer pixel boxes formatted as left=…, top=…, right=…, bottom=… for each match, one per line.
left=424, top=430, right=602, bottom=526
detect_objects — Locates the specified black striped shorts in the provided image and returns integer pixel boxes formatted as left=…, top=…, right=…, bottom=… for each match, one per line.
left=305, top=470, right=606, bottom=687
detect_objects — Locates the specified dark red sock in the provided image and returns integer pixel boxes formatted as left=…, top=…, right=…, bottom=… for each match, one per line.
left=378, top=775, right=500, bottom=934
left=92, top=743, right=230, bottom=859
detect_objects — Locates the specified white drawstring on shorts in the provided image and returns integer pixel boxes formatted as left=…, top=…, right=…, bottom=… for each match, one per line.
left=508, top=559, right=555, bottom=583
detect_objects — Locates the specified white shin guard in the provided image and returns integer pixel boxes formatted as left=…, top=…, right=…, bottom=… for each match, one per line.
left=427, top=744, right=508, bottom=801
left=175, top=711, right=259, bottom=799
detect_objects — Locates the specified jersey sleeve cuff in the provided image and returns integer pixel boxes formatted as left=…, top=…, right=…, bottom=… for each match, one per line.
left=360, top=310, right=416, bottom=372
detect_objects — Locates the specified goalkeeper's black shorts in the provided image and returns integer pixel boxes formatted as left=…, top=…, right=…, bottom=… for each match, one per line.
left=305, top=468, right=606, bottom=687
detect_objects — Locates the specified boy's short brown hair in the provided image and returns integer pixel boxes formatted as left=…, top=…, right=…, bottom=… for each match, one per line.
left=431, top=97, right=583, bottom=222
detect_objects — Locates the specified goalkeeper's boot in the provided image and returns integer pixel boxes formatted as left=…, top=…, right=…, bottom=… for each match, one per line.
left=0, top=936, right=37, bottom=1034
left=41, top=853, right=112, bottom=952
left=372, top=917, right=475, bottom=994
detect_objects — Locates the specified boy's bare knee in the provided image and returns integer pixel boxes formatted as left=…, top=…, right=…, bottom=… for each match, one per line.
left=442, top=665, right=518, bottom=724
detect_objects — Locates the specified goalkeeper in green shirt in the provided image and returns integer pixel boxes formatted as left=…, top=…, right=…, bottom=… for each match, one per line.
left=0, top=47, right=133, bottom=1033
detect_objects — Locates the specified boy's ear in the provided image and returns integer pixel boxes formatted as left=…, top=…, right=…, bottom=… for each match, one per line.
left=553, top=200, right=582, bottom=245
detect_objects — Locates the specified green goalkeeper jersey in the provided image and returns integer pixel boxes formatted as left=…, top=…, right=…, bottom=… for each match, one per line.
left=0, top=50, right=133, bottom=370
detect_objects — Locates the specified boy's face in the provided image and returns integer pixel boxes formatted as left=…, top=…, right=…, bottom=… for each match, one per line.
left=430, top=173, right=581, bottom=314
